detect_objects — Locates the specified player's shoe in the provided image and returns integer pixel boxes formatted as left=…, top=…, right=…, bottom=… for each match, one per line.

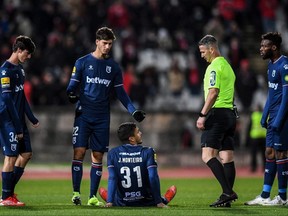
left=244, top=195, right=271, bottom=205
left=164, top=185, right=177, bottom=203
left=262, top=195, right=287, bottom=206
left=98, top=187, right=107, bottom=202
left=0, top=196, right=25, bottom=206
left=72, top=192, right=81, bottom=205
left=87, top=195, right=104, bottom=207
left=209, top=192, right=238, bottom=207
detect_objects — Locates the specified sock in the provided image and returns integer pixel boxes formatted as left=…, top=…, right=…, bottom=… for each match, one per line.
left=206, top=157, right=232, bottom=194
left=261, top=159, right=276, bottom=198
left=89, top=162, right=102, bottom=198
left=71, top=160, right=83, bottom=193
left=12, top=166, right=24, bottom=193
left=223, top=161, right=236, bottom=189
left=2, top=172, right=14, bottom=199
left=276, top=158, right=288, bottom=200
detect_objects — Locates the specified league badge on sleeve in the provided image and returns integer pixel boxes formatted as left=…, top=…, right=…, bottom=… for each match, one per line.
left=210, top=71, right=216, bottom=86
left=1, top=77, right=10, bottom=88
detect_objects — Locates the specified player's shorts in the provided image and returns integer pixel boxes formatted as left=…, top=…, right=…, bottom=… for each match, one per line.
left=112, top=194, right=161, bottom=207
left=18, top=124, right=32, bottom=153
left=72, top=112, right=110, bottom=152
left=266, top=115, right=288, bottom=151
left=0, top=120, right=19, bottom=156
left=201, top=108, right=236, bottom=151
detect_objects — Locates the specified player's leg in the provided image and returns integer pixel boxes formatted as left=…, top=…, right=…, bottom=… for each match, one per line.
left=13, top=126, right=32, bottom=196
left=0, top=124, right=24, bottom=206
left=87, top=118, right=109, bottom=206
left=264, top=124, right=288, bottom=206
left=71, top=116, right=89, bottom=205
left=245, top=123, right=277, bottom=205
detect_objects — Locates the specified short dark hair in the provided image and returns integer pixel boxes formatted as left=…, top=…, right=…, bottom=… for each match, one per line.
left=12, top=35, right=36, bottom=54
left=261, top=32, right=282, bottom=49
left=96, top=27, right=116, bottom=41
left=198, top=35, right=217, bottom=46
left=117, top=122, right=137, bottom=144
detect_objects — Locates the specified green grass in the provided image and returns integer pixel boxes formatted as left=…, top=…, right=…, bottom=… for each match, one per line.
left=0, top=178, right=286, bottom=216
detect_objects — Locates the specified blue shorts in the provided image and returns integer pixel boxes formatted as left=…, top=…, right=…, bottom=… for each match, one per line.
left=266, top=115, right=288, bottom=151
left=0, top=122, right=32, bottom=156
left=0, top=120, right=19, bottom=156
left=72, top=113, right=110, bottom=152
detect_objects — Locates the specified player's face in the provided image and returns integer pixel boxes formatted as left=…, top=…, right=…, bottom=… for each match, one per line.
left=96, top=39, right=113, bottom=56
left=133, top=127, right=142, bottom=144
left=18, top=49, right=32, bottom=63
left=260, top=39, right=273, bottom=60
left=199, top=45, right=212, bottom=63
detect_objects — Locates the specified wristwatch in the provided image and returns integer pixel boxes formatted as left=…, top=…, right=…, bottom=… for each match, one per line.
left=199, top=112, right=207, bottom=117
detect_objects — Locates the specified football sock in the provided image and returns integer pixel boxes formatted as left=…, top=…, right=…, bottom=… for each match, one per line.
left=206, top=157, right=232, bottom=194
left=2, top=171, right=14, bottom=199
left=12, top=166, right=24, bottom=193
left=276, top=158, right=288, bottom=200
left=223, top=161, right=236, bottom=189
left=89, top=162, right=102, bottom=198
left=261, top=159, right=276, bottom=198
left=72, top=160, right=83, bottom=192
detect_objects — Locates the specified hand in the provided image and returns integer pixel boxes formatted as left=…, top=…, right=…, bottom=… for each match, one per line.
left=17, top=133, right=23, bottom=140
left=68, top=92, right=79, bottom=104
left=157, top=202, right=168, bottom=208
left=260, top=118, right=267, bottom=129
left=105, top=202, right=113, bottom=207
left=32, top=122, right=40, bottom=128
left=132, top=110, right=146, bottom=122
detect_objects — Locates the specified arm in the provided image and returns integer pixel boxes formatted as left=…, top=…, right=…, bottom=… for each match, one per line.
left=2, top=92, right=23, bottom=134
left=261, top=95, right=269, bottom=128
left=148, top=166, right=165, bottom=206
left=272, top=86, right=288, bottom=131
left=115, top=86, right=145, bottom=122
left=196, top=88, right=219, bottom=130
left=66, top=64, right=81, bottom=104
left=106, top=165, right=117, bottom=207
left=24, top=96, right=39, bottom=126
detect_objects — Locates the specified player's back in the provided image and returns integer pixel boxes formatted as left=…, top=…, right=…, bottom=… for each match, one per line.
left=108, top=144, right=156, bottom=205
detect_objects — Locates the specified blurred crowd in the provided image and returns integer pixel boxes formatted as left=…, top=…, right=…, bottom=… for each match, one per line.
left=1, top=0, right=288, bottom=112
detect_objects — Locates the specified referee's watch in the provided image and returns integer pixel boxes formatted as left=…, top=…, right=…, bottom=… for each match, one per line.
left=199, top=112, right=207, bottom=117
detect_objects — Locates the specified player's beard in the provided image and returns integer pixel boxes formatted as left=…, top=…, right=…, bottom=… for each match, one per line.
left=262, top=49, right=273, bottom=60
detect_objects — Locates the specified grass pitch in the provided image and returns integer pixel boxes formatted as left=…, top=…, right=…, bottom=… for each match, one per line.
left=0, top=178, right=286, bottom=216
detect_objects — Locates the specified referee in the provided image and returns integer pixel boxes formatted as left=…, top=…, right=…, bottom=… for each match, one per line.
left=197, top=35, right=238, bottom=207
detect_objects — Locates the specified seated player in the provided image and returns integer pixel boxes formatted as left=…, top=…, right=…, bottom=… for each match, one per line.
left=99, top=122, right=177, bottom=207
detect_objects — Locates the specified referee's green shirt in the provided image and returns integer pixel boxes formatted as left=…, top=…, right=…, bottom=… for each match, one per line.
left=203, top=56, right=235, bottom=109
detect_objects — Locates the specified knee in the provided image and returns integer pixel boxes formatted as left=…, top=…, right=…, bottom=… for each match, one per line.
left=73, top=148, right=86, bottom=160
left=265, top=148, right=275, bottom=159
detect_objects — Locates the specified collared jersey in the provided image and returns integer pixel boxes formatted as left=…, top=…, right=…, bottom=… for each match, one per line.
left=107, top=144, right=160, bottom=205
left=67, top=53, right=123, bottom=115
left=266, top=55, right=288, bottom=113
left=203, top=56, right=235, bottom=109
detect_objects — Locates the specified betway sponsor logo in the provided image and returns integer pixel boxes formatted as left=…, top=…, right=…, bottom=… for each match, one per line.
left=268, top=81, right=278, bottom=90
left=86, top=76, right=111, bottom=87
left=15, top=84, right=24, bottom=92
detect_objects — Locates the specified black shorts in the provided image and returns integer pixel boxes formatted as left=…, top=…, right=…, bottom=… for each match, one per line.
left=201, top=108, right=236, bottom=151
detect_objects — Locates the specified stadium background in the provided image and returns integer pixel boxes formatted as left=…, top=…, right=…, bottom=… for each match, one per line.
left=1, top=0, right=288, bottom=170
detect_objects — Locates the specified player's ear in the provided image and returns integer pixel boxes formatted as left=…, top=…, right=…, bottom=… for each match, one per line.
left=272, top=45, right=277, bottom=51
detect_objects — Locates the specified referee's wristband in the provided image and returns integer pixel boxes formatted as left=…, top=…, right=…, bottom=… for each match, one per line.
left=199, top=112, right=207, bottom=117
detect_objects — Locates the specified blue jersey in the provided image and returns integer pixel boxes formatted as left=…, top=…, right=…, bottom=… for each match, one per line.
left=266, top=55, right=288, bottom=113
left=107, top=144, right=163, bottom=206
left=67, top=54, right=136, bottom=117
left=262, top=55, right=288, bottom=149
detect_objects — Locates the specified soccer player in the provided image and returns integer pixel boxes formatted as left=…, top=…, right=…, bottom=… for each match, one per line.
left=245, top=32, right=288, bottom=206
left=197, top=35, right=238, bottom=207
left=0, top=35, right=39, bottom=206
left=98, top=122, right=177, bottom=207
left=67, top=27, right=145, bottom=206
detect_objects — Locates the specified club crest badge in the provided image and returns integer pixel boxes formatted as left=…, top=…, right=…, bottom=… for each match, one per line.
left=106, top=66, right=111, bottom=73
left=11, top=144, right=17, bottom=151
